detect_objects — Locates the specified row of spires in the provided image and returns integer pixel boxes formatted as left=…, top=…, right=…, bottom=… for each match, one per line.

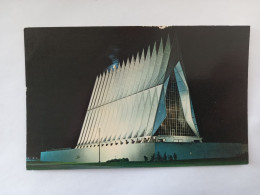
left=87, top=35, right=172, bottom=111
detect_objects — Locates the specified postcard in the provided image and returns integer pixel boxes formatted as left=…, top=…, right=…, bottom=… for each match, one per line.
left=25, top=26, right=249, bottom=170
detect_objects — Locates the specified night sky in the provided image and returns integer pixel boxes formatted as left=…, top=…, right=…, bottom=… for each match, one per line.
left=25, top=26, right=250, bottom=157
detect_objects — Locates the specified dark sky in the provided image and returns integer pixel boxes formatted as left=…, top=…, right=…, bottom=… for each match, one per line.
left=25, top=26, right=250, bottom=157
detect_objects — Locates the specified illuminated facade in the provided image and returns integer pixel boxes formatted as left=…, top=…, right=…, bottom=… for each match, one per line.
left=75, top=35, right=201, bottom=150
left=40, top=34, right=247, bottom=163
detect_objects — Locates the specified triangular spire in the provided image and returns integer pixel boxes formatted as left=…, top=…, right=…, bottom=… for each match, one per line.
left=151, top=38, right=164, bottom=85
left=145, top=45, right=151, bottom=60
left=140, top=49, right=145, bottom=64
left=145, top=42, right=157, bottom=89
left=130, top=55, right=135, bottom=66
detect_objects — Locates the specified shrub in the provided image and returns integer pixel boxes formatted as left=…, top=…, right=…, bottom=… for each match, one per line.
left=106, top=158, right=129, bottom=163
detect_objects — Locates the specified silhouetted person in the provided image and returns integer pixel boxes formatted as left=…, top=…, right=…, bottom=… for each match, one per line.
left=174, top=153, right=177, bottom=160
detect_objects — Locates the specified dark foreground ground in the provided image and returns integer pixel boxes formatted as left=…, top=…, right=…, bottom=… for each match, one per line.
left=27, top=157, right=248, bottom=170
